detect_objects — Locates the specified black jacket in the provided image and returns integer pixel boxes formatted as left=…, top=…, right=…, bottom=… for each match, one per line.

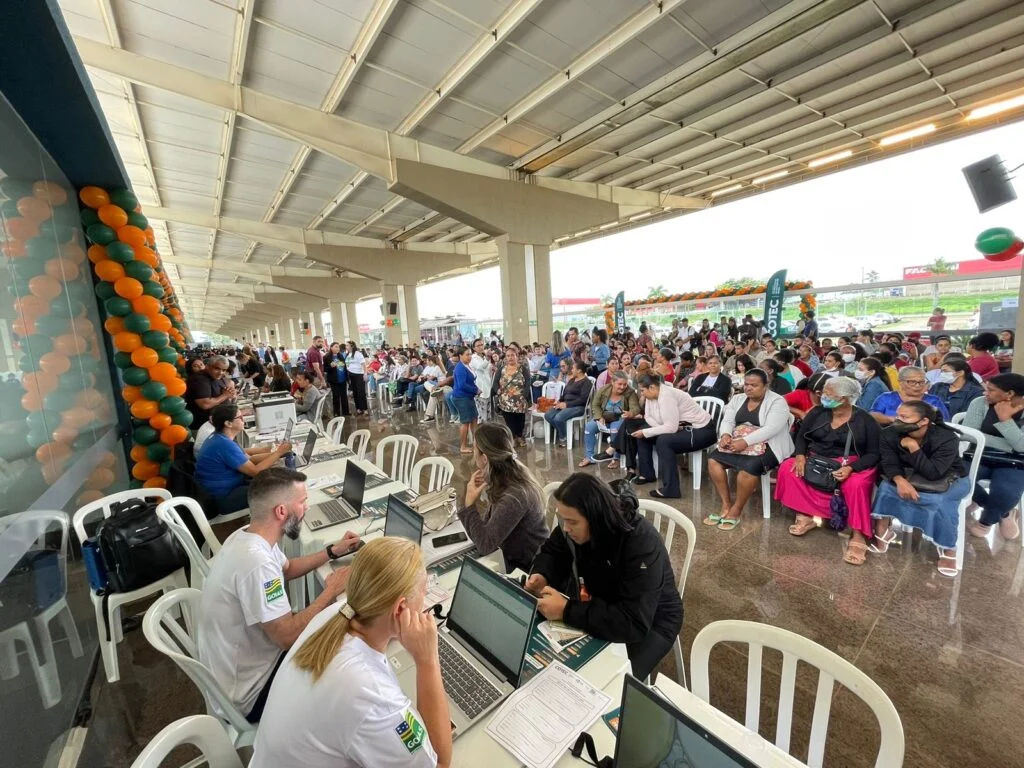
left=879, top=422, right=967, bottom=482
left=530, top=516, right=682, bottom=644
left=689, top=372, right=732, bottom=403
left=559, top=376, right=593, bottom=409
left=795, top=406, right=881, bottom=472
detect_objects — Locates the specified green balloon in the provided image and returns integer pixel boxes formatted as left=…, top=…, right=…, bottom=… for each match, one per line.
left=123, top=261, right=153, bottom=281
left=0, top=177, right=32, bottom=199
left=157, top=346, right=179, bottom=364
left=146, top=443, right=171, bottom=462
left=25, top=238, right=60, bottom=260
left=106, top=242, right=135, bottom=263
left=159, top=396, right=186, bottom=415
left=69, top=355, right=99, bottom=375
left=976, top=227, right=1016, bottom=256
left=171, top=410, right=194, bottom=428
left=113, top=352, right=134, bottom=369
left=35, top=315, right=70, bottom=336
left=43, top=389, right=77, bottom=411
left=123, top=313, right=151, bottom=333
left=19, top=334, right=52, bottom=354
left=133, top=425, right=159, bottom=445
left=159, top=460, right=171, bottom=476
left=66, top=281, right=92, bottom=304
left=122, top=366, right=150, bottom=386
left=38, top=219, right=73, bottom=242
left=8, top=279, right=30, bottom=297
left=26, top=429, right=50, bottom=450
left=0, top=200, right=20, bottom=218
left=86, top=223, right=117, bottom=245
left=12, top=258, right=46, bottom=281
left=129, top=479, right=144, bottom=490
left=79, top=207, right=100, bottom=227
left=26, top=411, right=59, bottom=432
left=109, top=188, right=139, bottom=211
left=18, top=355, right=40, bottom=373
left=142, top=281, right=164, bottom=298
left=105, top=296, right=133, bottom=317
left=142, top=331, right=169, bottom=349
left=126, top=211, right=148, bottom=230
left=57, top=374, right=86, bottom=392
left=95, top=281, right=116, bottom=300
left=49, top=298, right=84, bottom=318
left=141, top=381, right=167, bottom=401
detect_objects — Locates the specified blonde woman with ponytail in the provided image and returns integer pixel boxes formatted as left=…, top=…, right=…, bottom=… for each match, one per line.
left=458, top=422, right=549, bottom=572
left=250, top=537, right=452, bottom=768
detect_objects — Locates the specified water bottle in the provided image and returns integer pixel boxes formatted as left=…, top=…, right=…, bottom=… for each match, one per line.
left=284, top=452, right=296, bottom=470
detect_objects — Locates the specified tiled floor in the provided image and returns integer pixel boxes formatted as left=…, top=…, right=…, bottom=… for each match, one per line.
left=79, top=405, right=1024, bottom=767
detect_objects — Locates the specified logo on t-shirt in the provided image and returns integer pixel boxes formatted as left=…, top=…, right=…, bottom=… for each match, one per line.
left=394, top=710, right=426, bottom=753
left=263, top=577, right=284, bottom=604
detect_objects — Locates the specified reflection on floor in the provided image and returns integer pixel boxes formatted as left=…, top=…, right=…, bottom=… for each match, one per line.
left=80, top=407, right=1024, bottom=768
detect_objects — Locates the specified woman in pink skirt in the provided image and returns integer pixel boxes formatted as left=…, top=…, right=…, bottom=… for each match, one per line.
left=775, top=375, right=882, bottom=565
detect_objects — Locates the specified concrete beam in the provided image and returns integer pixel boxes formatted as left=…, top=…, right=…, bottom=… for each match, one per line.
left=267, top=276, right=380, bottom=303
left=303, top=242, right=472, bottom=283
left=162, top=252, right=333, bottom=279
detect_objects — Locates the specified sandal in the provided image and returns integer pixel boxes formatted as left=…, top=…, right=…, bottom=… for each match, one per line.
left=632, top=476, right=654, bottom=486
left=1000, top=511, right=1020, bottom=541
left=578, top=458, right=596, bottom=468
left=936, top=547, right=959, bottom=578
left=788, top=514, right=822, bottom=537
left=717, top=517, right=741, bottom=531
left=702, top=514, right=723, bottom=527
left=868, top=527, right=898, bottom=554
left=843, top=539, right=868, bottom=566
left=967, top=519, right=992, bottom=538
left=608, top=460, right=619, bottom=469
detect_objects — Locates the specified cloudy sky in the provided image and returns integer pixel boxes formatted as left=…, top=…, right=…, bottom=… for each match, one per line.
left=356, top=119, right=1024, bottom=326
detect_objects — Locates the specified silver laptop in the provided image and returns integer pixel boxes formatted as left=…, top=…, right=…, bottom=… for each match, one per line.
left=384, top=494, right=424, bottom=543
left=304, top=460, right=366, bottom=531
left=390, top=557, right=538, bottom=737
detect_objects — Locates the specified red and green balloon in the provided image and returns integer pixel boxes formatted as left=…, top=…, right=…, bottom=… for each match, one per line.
left=975, top=227, right=1022, bottom=262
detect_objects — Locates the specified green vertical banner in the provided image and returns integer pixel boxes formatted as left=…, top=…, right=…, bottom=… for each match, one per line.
left=762, top=269, right=787, bottom=338
left=614, top=291, right=626, bottom=332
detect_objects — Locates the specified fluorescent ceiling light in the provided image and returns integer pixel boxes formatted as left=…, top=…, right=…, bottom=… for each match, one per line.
left=808, top=149, right=852, bottom=168
left=751, top=170, right=789, bottom=185
left=879, top=123, right=936, bottom=146
left=968, top=94, right=1024, bottom=120
left=710, top=184, right=743, bottom=198
left=629, top=211, right=653, bottom=221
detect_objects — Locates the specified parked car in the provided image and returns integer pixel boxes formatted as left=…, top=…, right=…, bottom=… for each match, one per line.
left=870, top=312, right=901, bottom=325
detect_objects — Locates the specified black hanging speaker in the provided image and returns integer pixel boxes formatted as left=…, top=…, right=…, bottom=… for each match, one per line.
left=387, top=301, right=399, bottom=315
left=962, top=155, right=1017, bottom=213
left=270, top=329, right=275, bottom=336
left=302, top=321, right=310, bottom=331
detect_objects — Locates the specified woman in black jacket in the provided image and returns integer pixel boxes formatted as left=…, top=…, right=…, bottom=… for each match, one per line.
left=688, top=354, right=732, bottom=403
left=526, top=474, right=682, bottom=680
left=323, top=341, right=350, bottom=417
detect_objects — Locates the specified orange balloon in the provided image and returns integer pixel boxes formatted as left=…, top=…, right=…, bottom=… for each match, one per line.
left=42, top=461, right=66, bottom=485
left=39, top=352, right=71, bottom=376
left=85, top=467, right=116, bottom=491
left=54, top=333, right=88, bottom=356
left=130, top=347, right=159, bottom=369
left=61, top=242, right=87, bottom=264
left=132, top=295, right=163, bottom=316
left=131, top=244, right=158, bottom=266
left=149, top=412, right=173, bottom=430
left=113, top=332, right=143, bottom=353
left=143, top=476, right=168, bottom=489
left=23, top=371, right=58, bottom=396
left=14, top=294, right=49, bottom=320
left=17, top=196, right=51, bottom=223
left=2, top=240, right=27, bottom=258
left=79, top=186, right=110, bottom=209
left=160, top=425, right=188, bottom=446
left=52, top=424, right=80, bottom=444
left=95, top=260, right=125, bottom=282
left=114, top=277, right=144, bottom=299
left=35, top=441, right=71, bottom=464
left=98, top=451, right=118, bottom=469
left=130, top=444, right=149, bottom=463
left=149, top=313, right=172, bottom=332
left=71, top=317, right=95, bottom=336
left=62, top=407, right=92, bottom=430
left=45, top=258, right=80, bottom=281
left=148, top=362, right=178, bottom=384
left=87, top=244, right=109, bottom=264
left=12, top=318, right=37, bottom=337
left=117, top=225, right=147, bottom=248
left=131, top=459, right=160, bottom=481
left=21, top=391, right=43, bottom=412
left=130, top=399, right=159, bottom=420
left=34, top=181, right=68, bottom=205
left=75, top=388, right=106, bottom=410
left=77, top=489, right=105, bottom=505
left=164, top=377, right=187, bottom=397
left=28, top=275, right=62, bottom=301
left=122, top=385, right=143, bottom=403
left=104, top=317, right=126, bottom=335
left=97, top=204, right=128, bottom=229
left=5, top=217, right=39, bottom=241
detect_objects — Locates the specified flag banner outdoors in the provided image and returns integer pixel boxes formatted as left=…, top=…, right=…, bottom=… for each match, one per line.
left=762, top=269, right=787, bottom=337
left=614, top=291, right=626, bottom=332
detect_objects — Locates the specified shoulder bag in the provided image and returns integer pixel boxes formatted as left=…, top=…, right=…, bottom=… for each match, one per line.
left=803, top=429, right=853, bottom=493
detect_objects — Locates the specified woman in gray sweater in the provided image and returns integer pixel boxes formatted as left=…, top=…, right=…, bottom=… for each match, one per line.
left=458, top=422, right=549, bottom=572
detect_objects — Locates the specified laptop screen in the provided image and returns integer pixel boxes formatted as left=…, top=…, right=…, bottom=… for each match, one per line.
left=447, top=557, right=537, bottom=686
left=282, top=418, right=295, bottom=443
left=342, top=461, right=366, bottom=511
left=613, top=675, right=758, bottom=768
left=300, top=430, right=317, bottom=462
left=384, top=495, right=423, bottom=543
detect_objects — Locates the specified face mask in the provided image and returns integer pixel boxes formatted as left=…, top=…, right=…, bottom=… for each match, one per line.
left=854, top=369, right=867, bottom=381
left=842, top=354, right=855, bottom=363
left=889, top=420, right=920, bottom=435
left=938, top=372, right=955, bottom=384
left=821, top=396, right=842, bottom=409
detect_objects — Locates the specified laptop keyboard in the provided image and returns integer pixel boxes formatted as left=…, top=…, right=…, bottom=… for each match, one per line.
left=438, top=638, right=502, bottom=719
left=320, top=499, right=358, bottom=524
left=364, top=474, right=392, bottom=489
left=430, top=547, right=478, bottom=576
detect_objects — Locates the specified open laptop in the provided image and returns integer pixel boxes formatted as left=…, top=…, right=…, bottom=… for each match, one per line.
left=304, top=460, right=367, bottom=531
left=391, top=557, right=537, bottom=737
left=613, top=674, right=759, bottom=768
left=383, top=494, right=424, bottom=543
left=292, top=430, right=319, bottom=468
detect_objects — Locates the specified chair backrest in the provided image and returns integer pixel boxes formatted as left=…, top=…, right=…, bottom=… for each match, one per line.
left=947, top=423, right=985, bottom=488
left=541, top=380, right=565, bottom=401
left=375, top=435, right=419, bottom=486
left=311, top=393, right=328, bottom=424
left=155, top=499, right=218, bottom=587
left=130, top=714, right=244, bottom=768
left=0, top=510, right=69, bottom=588
left=326, top=416, right=345, bottom=444
left=636, top=499, right=696, bottom=599
left=692, top=395, right=725, bottom=429
left=142, top=588, right=256, bottom=741
left=410, top=456, right=454, bottom=494
left=691, top=620, right=904, bottom=768
left=347, top=429, right=371, bottom=460
left=72, top=488, right=173, bottom=546
left=542, top=481, right=560, bottom=530
left=950, top=412, right=965, bottom=424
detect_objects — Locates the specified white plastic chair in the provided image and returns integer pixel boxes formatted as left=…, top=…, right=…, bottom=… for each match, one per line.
left=565, top=376, right=597, bottom=450
left=0, top=510, right=83, bottom=709
left=636, top=499, right=695, bottom=688
left=156, top=497, right=223, bottom=589
left=375, top=434, right=419, bottom=486
left=691, top=620, right=904, bottom=768
left=325, top=416, right=345, bottom=444
left=689, top=396, right=725, bottom=489
left=130, top=714, right=244, bottom=768
left=347, top=428, right=370, bottom=460
left=142, top=588, right=258, bottom=748
left=542, top=481, right=560, bottom=530
left=306, top=393, right=328, bottom=425
left=411, top=456, right=454, bottom=494
left=529, top=380, right=564, bottom=442
left=946, top=423, right=986, bottom=571
left=72, top=488, right=185, bottom=683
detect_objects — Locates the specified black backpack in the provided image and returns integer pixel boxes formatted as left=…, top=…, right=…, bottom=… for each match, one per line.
left=96, top=497, right=187, bottom=594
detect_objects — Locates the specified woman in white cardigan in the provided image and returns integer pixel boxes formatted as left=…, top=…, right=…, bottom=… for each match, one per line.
left=705, top=369, right=794, bottom=530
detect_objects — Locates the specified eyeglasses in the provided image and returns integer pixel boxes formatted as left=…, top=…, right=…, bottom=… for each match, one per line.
left=903, top=379, right=926, bottom=386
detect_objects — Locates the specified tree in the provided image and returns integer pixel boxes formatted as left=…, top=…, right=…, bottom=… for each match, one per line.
left=715, top=277, right=761, bottom=290
left=923, top=257, right=956, bottom=306
left=600, top=293, right=614, bottom=306
left=864, top=270, right=879, bottom=283
left=647, top=285, right=667, bottom=300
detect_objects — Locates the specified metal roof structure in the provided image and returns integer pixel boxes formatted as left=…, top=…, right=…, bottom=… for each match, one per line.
left=57, top=0, right=1024, bottom=332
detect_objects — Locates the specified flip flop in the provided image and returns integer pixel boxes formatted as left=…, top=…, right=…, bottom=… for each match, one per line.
left=717, top=517, right=741, bottom=531
left=702, top=514, right=723, bottom=527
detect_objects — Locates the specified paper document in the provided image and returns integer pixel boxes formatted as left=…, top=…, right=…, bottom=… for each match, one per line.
left=485, top=661, right=611, bottom=768
left=537, top=620, right=587, bottom=652
left=425, top=573, right=450, bottom=607
left=307, top=473, right=343, bottom=490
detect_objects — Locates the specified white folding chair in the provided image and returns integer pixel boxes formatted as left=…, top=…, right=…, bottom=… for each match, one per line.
left=142, top=588, right=258, bottom=748
left=130, top=714, right=244, bottom=768
left=307, top=393, right=328, bottom=425
left=636, top=499, right=695, bottom=688
left=565, top=377, right=597, bottom=450
left=529, top=380, right=564, bottom=443
left=375, top=434, right=419, bottom=486
left=347, top=428, right=371, bottom=460
left=689, top=396, right=725, bottom=489
left=947, top=423, right=986, bottom=571
left=542, top=481, right=560, bottom=530
left=72, top=488, right=185, bottom=682
left=691, top=620, right=904, bottom=768
left=156, top=497, right=223, bottom=589
left=325, top=416, right=346, bottom=444
left=411, top=456, right=454, bottom=494
left=0, top=510, right=83, bottom=709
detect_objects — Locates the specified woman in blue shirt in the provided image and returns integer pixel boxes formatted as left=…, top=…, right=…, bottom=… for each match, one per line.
left=929, top=358, right=984, bottom=418
left=543, top=330, right=572, bottom=380
left=854, top=357, right=891, bottom=411
left=452, top=346, right=480, bottom=455
left=869, top=365, right=950, bottom=425
left=590, top=328, right=611, bottom=377
left=195, top=404, right=293, bottom=515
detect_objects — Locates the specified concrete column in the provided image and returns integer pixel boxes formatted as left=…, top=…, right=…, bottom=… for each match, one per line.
left=399, top=284, right=420, bottom=346
left=497, top=236, right=552, bottom=345
left=329, top=303, right=343, bottom=344
left=341, top=301, right=359, bottom=343
left=1015, top=266, right=1024, bottom=374
left=380, top=284, right=402, bottom=347
left=307, top=311, right=320, bottom=339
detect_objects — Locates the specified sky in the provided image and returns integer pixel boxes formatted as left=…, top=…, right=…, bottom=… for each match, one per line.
left=356, top=120, right=1024, bottom=326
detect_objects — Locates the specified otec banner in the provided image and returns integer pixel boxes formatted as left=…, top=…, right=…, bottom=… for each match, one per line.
left=614, top=291, right=626, bottom=332
left=762, top=269, right=787, bottom=338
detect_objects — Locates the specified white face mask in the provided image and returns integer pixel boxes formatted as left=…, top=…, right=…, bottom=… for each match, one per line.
left=842, top=353, right=855, bottom=363
left=938, top=371, right=956, bottom=384
left=854, top=369, right=868, bottom=381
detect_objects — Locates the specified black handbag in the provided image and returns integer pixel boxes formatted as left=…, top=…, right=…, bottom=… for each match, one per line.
left=905, top=472, right=957, bottom=493
left=803, top=430, right=853, bottom=493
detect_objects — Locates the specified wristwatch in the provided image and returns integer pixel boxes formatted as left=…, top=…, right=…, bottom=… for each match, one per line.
left=326, top=543, right=342, bottom=561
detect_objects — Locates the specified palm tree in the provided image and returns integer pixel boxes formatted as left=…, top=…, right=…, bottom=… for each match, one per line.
left=599, top=293, right=614, bottom=306
left=647, top=285, right=667, bottom=300
left=923, top=257, right=956, bottom=306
